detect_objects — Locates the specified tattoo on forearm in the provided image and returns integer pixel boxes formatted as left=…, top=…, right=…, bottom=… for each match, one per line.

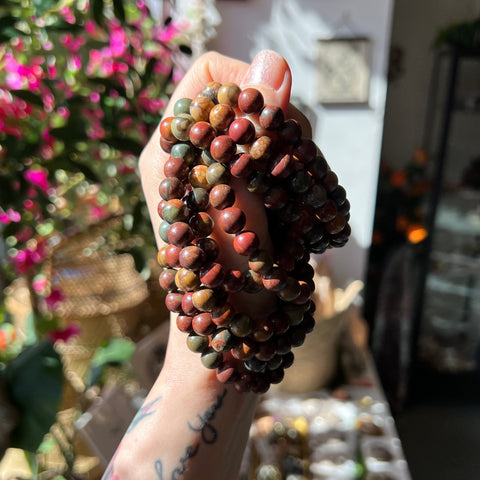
left=155, top=389, right=227, bottom=479
left=127, top=396, right=162, bottom=433
left=187, top=389, right=227, bottom=444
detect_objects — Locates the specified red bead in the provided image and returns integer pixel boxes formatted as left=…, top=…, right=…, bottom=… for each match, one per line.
left=157, top=199, right=166, bottom=219
left=181, top=292, right=198, bottom=316
left=189, top=212, right=214, bottom=237
left=212, top=303, right=235, bottom=327
left=269, top=153, right=293, bottom=179
left=210, top=135, right=236, bottom=163
left=250, top=135, right=273, bottom=162
left=209, top=184, right=235, bottom=210
left=210, top=328, right=233, bottom=352
left=165, top=292, right=184, bottom=313
left=176, top=315, right=193, bottom=333
left=259, top=105, right=284, bottom=130
left=325, top=213, right=346, bottom=234
left=159, top=177, right=185, bottom=201
left=165, top=244, right=181, bottom=267
left=200, top=262, right=225, bottom=288
left=192, top=312, right=215, bottom=336
left=159, top=116, right=176, bottom=142
left=218, top=207, right=246, bottom=234
left=160, top=137, right=175, bottom=153
left=229, top=153, right=254, bottom=178
left=216, top=361, right=238, bottom=384
left=262, top=267, right=287, bottom=291
left=228, top=118, right=255, bottom=144
left=167, top=222, right=194, bottom=247
left=223, top=269, right=245, bottom=293
left=159, top=268, right=176, bottom=291
left=189, top=121, right=216, bottom=149
left=233, top=231, right=259, bottom=256
left=238, top=87, right=264, bottom=114
left=179, top=245, right=206, bottom=270
left=164, top=157, right=189, bottom=180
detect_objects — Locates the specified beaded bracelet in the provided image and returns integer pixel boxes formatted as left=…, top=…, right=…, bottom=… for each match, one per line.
left=157, top=81, right=351, bottom=394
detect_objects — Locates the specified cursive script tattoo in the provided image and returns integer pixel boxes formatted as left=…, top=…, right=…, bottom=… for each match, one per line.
left=187, top=389, right=227, bottom=444
left=154, top=444, right=199, bottom=480
left=127, top=396, right=162, bottom=433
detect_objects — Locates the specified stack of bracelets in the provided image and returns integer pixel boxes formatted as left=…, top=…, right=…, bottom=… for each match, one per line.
left=157, top=81, right=351, bottom=394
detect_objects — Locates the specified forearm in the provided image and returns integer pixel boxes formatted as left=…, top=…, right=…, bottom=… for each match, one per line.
left=104, top=323, right=258, bottom=480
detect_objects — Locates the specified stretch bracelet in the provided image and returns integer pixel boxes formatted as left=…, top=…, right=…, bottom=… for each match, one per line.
left=157, top=81, right=351, bottom=394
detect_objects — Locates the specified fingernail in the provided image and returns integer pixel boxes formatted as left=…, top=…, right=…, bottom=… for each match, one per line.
left=242, top=50, right=289, bottom=91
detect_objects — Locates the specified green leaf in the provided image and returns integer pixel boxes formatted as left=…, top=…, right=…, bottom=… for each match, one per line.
left=5, top=340, right=63, bottom=452
left=32, top=0, right=57, bottom=15
left=10, top=90, right=44, bottom=107
left=24, top=450, right=38, bottom=478
left=112, top=0, right=126, bottom=23
left=69, top=159, right=100, bottom=183
left=91, top=0, right=105, bottom=26
left=91, top=338, right=136, bottom=367
left=0, top=14, right=23, bottom=42
left=105, top=136, right=144, bottom=155
left=141, top=57, right=156, bottom=88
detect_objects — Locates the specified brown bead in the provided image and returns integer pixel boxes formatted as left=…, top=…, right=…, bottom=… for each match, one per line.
left=315, top=200, right=338, bottom=222
left=250, top=135, right=273, bottom=162
left=267, top=367, right=285, bottom=384
left=209, top=184, right=235, bottom=210
left=278, top=118, right=301, bottom=144
left=190, top=96, right=215, bottom=122
left=175, top=268, right=200, bottom=292
left=157, top=246, right=168, bottom=267
left=157, top=199, right=166, bottom=219
left=293, top=138, right=317, bottom=164
left=192, top=312, right=215, bottom=336
left=228, top=118, right=255, bottom=145
left=189, top=165, right=210, bottom=189
left=159, top=177, right=185, bottom=200
left=308, top=155, right=328, bottom=180
left=201, top=349, right=223, bottom=369
left=251, top=318, right=274, bottom=342
left=229, top=313, right=252, bottom=337
left=217, top=82, right=241, bottom=107
left=305, top=184, right=328, bottom=208
left=160, top=137, right=175, bottom=153
left=209, top=104, right=235, bottom=131
left=209, top=136, right=236, bottom=164
left=189, top=212, right=214, bottom=237
left=330, top=186, right=347, bottom=206
left=212, top=303, right=235, bottom=326
left=218, top=207, right=246, bottom=234
left=231, top=340, right=257, bottom=360
left=159, top=116, right=176, bottom=142
left=176, top=314, right=193, bottom=333
left=223, top=269, right=245, bottom=293
left=211, top=328, right=234, bottom=352
left=186, top=187, right=210, bottom=212
left=244, top=269, right=263, bottom=293
left=233, top=372, right=254, bottom=393
left=229, top=153, right=254, bottom=178
left=165, top=292, right=184, bottom=313
left=206, top=162, right=231, bottom=186
left=248, top=249, right=273, bottom=274
left=238, top=87, right=264, bottom=114
left=255, top=340, right=276, bottom=362
left=165, top=244, right=182, bottom=268
left=192, top=288, right=216, bottom=312
left=262, top=267, right=288, bottom=291
left=159, top=268, right=176, bottom=291
left=282, top=351, right=295, bottom=369
left=283, top=303, right=305, bottom=326
left=164, top=156, right=189, bottom=181
left=179, top=245, right=206, bottom=271
left=201, top=81, right=222, bottom=103
left=233, top=230, right=259, bottom=256
left=289, top=170, right=313, bottom=194
left=277, top=277, right=301, bottom=302
left=171, top=114, right=194, bottom=141
left=182, top=291, right=198, bottom=316
left=325, top=213, right=346, bottom=234
left=264, top=186, right=288, bottom=210
left=322, top=170, right=339, bottom=192
left=259, top=105, right=284, bottom=130
left=189, top=121, right=216, bottom=149
left=167, top=222, right=194, bottom=247
left=269, top=153, right=293, bottom=179
left=247, top=172, right=270, bottom=194
left=291, top=281, right=311, bottom=305
left=200, top=262, right=225, bottom=288
left=194, top=237, right=219, bottom=262
left=269, top=311, right=290, bottom=335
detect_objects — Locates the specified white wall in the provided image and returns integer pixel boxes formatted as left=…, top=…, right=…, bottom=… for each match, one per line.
left=211, top=0, right=394, bottom=287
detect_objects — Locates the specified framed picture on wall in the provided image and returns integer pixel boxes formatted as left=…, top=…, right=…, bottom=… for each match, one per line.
left=316, top=37, right=372, bottom=105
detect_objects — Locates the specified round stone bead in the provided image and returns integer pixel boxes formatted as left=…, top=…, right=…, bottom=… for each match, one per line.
left=269, top=311, right=290, bottom=335
left=267, top=355, right=283, bottom=371
left=211, top=328, right=234, bottom=352
left=189, top=212, right=214, bottom=237
left=244, top=269, right=264, bottom=293
left=293, top=138, right=317, bottom=164
left=277, top=277, right=301, bottom=302
left=212, top=303, right=235, bottom=326
left=186, top=333, right=209, bottom=353
left=289, top=170, right=313, bottom=194
left=175, top=268, right=200, bottom=292
left=325, top=213, right=346, bottom=234
left=159, top=177, right=185, bottom=201
left=192, top=288, right=216, bottom=312
left=275, top=252, right=295, bottom=272
left=315, top=200, right=338, bottom=223
left=188, top=165, right=210, bottom=189
left=167, top=222, right=194, bottom=247
left=179, top=245, right=206, bottom=271
left=200, top=148, right=216, bottom=166
left=165, top=292, right=184, bottom=313
left=250, top=135, right=273, bottom=162
left=223, top=269, right=245, bottom=293
left=201, top=81, right=222, bottom=103
left=181, top=291, right=198, bottom=316
left=159, top=268, right=176, bottom=291
left=218, top=207, right=246, bottom=234
left=278, top=118, right=301, bottom=144
left=209, top=104, right=235, bottom=131
left=264, top=186, right=288, bottom=210
left=158, top=221, right=171, bottom=243
left=291, top=281, right=311, bottom=305
left=229, top=153, right=254, bottom=178
left=247, top=172, right=271, bottom=194
left=192, top=312, right=215, bottom=336
left=194, top=237, right=219, bottom=262
left=176, top=314, right=193, bottom=333
left=269, top=153, right=293, bottom=179
left=231, top=340, right=257, bottom=360
left=274, top=335, right=292, bottom=355
left=164, top=157, right=189, bottom=181
left=189, top=121, right=216, bottom=149
left=200, top=262, right=225, bottom=289
left=185, top=187, right=210, bottom=212
left=165, top=244, right=181, bottom=268
left=267, top=367, right=285, bottom=385
left=299, top=312, right=316, bottom=333
left=244, top=357, right=267, bottom=373
left=238, top=87, right=264, bottom=114
left=157, top=246, right=168, bottom=267
left=171, top=114, right=194, bottom=142
left=251, top=318, right=274, bottom=342
left=159, top=116, right=176, bottom=142
left=174, top=97, right=192, bottom=116
left=248, top=249, right=273, bottom=274
left=201, top=349, right=223, bottom=369
left=157, top=199, right=166, bottom=219
left=206, top=162, right=231, bottom=186
left=308, top=155, right=329, bottom=180
left=339, top=199, right=350, bottom=216
left=281, top=351, right=295, bottom=369
left=330, top=186, right=347, bottom=206
left=216, top=361, right=238, bottom=384
left=170, top=142, right=198, bottom=166
left=322, top=170, right=339, bottom=192
left=209, top=184, right=235, bottom=210
left=228, top=118, right=255, bottom=145
left=162, top=199, right=189, bottom=224
left=329, top=223, right=351, bottom=245
left=282, top=239, right=304, bottom=261
left=217, top=82, right=241, bottom=107
left=233, top=372, right=255, bottom=393
left=209, top=136, right=236, bottom=164
left=289, top=326, right=306, bottom=348
left=160, top=137, right=175, bottom=153
left=190, top=96, right=215, bottom=122
left=229, top=313, right=252, bottom=337
left=305, top=184, right=328, bottom=208
left=255, top=340, right=276, bottom=362
left=291, top=209, right=314, bottom=235
left=259, top=105, right=284, bottom=130
left=262, top=267, right=288, bottom=291
left=233, top=231, right=259, bottom=256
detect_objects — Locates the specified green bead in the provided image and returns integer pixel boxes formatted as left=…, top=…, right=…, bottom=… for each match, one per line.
left=201, top=149, right=216, bottom=166
left=201, top=348, right=223, bottom=369
left=206, top=162, right=231, bottom=187
left=186, top=333, right=210, bottom=353
left=171, top=142, right=197, bottom=165
left=174, top=97, right=192, bottom=116
left=171, top=114, right=194, bottom=142
left=159, top=221, right=172, bottom=243
left=162, top=199, right=189, bottom=224
left=229, top=313, right=252, bottom=337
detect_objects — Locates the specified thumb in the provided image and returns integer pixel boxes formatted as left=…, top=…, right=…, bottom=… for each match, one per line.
left=240, top=50, right=292, bottom=113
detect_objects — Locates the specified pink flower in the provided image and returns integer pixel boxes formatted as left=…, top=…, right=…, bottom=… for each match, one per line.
left=24, top=167, right=50, bottom=192
left=0, top=212, right=10, bottom=224
left=46, top=323, right=82, bottom=343
left=32, top=274, right=47, bottom=294
left=90, top=91, right=100, bottom=103
left=110, top=26, right=128, bottom=58
left=45, top=288, right=64, bottom=309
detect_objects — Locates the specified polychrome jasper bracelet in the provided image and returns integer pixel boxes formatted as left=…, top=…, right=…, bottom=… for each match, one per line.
left=157, top=81, right=350, bottom=394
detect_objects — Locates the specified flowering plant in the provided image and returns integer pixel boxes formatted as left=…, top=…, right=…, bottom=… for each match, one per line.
left=0, top=0, right=189, bottom=462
